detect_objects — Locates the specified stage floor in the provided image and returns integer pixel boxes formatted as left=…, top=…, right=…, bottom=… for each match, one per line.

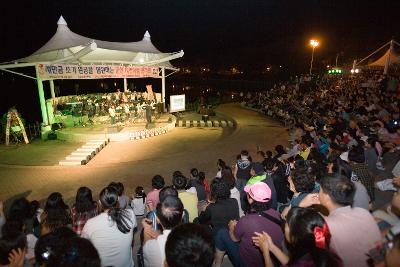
left=55, top=114, right=173, bottom=142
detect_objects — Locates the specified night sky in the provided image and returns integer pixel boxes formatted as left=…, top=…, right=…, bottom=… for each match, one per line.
left=0, top=0, right=399, bottom=121
left=1, top=0, right=399, bottom=69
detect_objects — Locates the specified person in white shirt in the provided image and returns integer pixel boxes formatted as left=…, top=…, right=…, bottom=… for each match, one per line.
left=82, top=186, right=137, bottom=267
left=142, top=196, right=184, bottom=267
left=132, top=186, right=147, bottom=217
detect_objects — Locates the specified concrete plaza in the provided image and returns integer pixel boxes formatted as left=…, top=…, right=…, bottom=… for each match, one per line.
left=0, top=103, right=289, bottom=204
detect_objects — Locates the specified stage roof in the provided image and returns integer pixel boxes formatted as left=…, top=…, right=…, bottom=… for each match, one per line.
left=0, top=16, right=183, bottom=70
left=368, top=48, right=400, bottom=67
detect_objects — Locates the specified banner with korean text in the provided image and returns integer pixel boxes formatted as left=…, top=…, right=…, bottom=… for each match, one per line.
left=36, top=64, right=160, bottom=80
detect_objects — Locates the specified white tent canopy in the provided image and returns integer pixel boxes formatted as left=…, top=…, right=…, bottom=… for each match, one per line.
left=355, top=39, right=400, bottom=74
left=368, top=49, right=400, bottom=67
left=1, top=16, right=183, bottom=69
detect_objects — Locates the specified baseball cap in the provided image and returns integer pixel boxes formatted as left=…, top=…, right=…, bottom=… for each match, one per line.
left=244, top=182, right=271, bottom=203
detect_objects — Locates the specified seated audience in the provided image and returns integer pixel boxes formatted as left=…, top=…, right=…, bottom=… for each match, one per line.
left=82, top=186, right=137, bottom=267
left=247, top=162, right=278, bottom=210
left=173, top=174, right=198, bottom=222
left=253, top=207, right=342, bottom=267
left=34, top=227, right=77, bottom=267
left=0, top=223, right=27, bottom=267
left=189, top=168, right=208, bottom=211
left=280, top=170, right=316, bottom=217
left=108, top=182, right=130, bottom=209
left=165, top=223, right=215, bottom=267
left=71, top=187, right=99, bottom=235
left=146, top=175, right=165, bottom=211
left=40, top=192, right=71, bottom=235
left=221, top=168, right=244, bottom=217
left=348, top=145, right=376, bottom=202
left=318, top=174, right=381, bottom=267
left=132, top=186, right=147, bottom=217
left=47, top=236, right=100, bottom=267
left=143, top=196, right=184, bottom=267
left=197, top=178, right=241, bottom=267
left=229, top=182, right=284, bottom=267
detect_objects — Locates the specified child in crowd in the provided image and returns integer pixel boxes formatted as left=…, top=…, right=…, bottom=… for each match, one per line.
left=132, top=186, right=147, bottom=217
left=146, top=175, right=165, bottom=211
left=199, top=171, right=210, bottom=196
left=109, top=182, right=130, bottom=209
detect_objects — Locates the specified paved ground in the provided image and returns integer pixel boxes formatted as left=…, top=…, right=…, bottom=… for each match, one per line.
left=0, top=103, right=289, bottom=205
left=0, top=140, right=84, bottom=166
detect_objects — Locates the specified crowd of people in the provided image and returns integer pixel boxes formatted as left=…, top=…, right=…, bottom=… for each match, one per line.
left=0, top=71, right=400, bottom=267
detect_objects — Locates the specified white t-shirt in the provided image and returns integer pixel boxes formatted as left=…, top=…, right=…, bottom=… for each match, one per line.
left=132, top=197, right=146, bottom=216
left=82, top=209, right=137, bottom=267
left=143, top=229, right=171, bottom=267
left=230, top=187, right=244, bottom=217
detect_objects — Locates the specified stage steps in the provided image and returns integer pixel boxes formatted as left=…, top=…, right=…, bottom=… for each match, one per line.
left=59, top=139, right=110, bottom=166
left=175, top=119, right=235, bottom=128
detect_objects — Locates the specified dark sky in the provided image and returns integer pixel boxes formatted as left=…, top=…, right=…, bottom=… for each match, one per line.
left=1, top=0, right=399, bottom=72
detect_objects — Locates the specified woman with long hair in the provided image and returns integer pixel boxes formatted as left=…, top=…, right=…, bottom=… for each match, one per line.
left=252, top=207, right=342, bottom=267
left=71, top=187, right=99, bottom=235
left=82, top=186, right=136, bottom=267
left=41, top=192, right=71, bottom=235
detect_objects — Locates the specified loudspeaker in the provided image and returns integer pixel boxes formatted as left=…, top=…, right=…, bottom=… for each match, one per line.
left=106, top=127, right=118, bottom=134
left=146, top=123, right=156, bottom=129
left=51, top=123, right=62, bottom=131
left=48, top=132, right=57, bottom=140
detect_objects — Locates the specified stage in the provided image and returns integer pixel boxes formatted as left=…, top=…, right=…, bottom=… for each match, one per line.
left=54, top=113, right=176, bottom=142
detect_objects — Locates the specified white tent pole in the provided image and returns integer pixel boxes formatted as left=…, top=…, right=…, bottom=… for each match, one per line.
left=49, top=80, right=56, bottom=99
left=384, top=40, right=394, bottom=75
left=35, top=66, right=49, bottom=126
left=161, top=67, right=166, bottom=110
left=0, top=68, right=36, bottom=79
left=123, top=78, right=128, bottom=92
left=357, top=40, right=391, bottom=65
left=352, top=60, right=357, bottom=70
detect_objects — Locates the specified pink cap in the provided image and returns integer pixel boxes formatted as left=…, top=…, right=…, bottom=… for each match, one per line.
left=244, top=182, right=271, bottom=203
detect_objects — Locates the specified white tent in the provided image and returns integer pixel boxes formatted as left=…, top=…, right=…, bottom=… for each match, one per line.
left=8, top=16, right=183, bottom=69
left=368, top=49, right=400, bottom=67
left=354, top=39, right=400, bottom=74
left=0, top=16, right=184, bottom=131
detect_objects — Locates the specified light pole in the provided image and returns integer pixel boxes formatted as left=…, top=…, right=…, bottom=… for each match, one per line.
left=309, top=39, right=319, bottom=75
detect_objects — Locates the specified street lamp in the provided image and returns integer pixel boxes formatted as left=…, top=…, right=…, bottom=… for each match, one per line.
left=309, top=39, right=319, bottom=75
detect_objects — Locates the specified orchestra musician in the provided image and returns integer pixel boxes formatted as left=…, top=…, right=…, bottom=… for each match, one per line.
left=109, top=105, right=116, bottom=125
left=124, top=104, right=130, bottom=123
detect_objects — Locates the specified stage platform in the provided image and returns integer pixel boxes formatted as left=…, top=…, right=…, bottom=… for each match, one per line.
left=55, top=114, right=176, bottom=142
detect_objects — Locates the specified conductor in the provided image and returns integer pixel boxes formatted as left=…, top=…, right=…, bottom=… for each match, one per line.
left=145, top=101, right=153, bottom=124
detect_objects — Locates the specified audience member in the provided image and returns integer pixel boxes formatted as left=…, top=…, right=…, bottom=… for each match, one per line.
left=143, top=196, right=184, bottom=267
left=71, top=187, right=99, bottom=235
left=82, top=186, right=137, bottom=267
left=252, top=207, right=342, bottom=267
left=319, top=174, right=381, bottom=267
left=165, top=223, right=215, bottom=267
left=198, top=178, right=241, bottom=267
left=132, top=186, right=147, bottom=217
left=108, top=182, right=130, bottom=209
left=40, top=192, right=71, bottom=235
left=173, top=174, right=198, bottom=222
left=47, top=236, right=100, bottom=267
left=229, top=182, right=284, bottom=267
left=147, top=175, right=165, bottom=211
